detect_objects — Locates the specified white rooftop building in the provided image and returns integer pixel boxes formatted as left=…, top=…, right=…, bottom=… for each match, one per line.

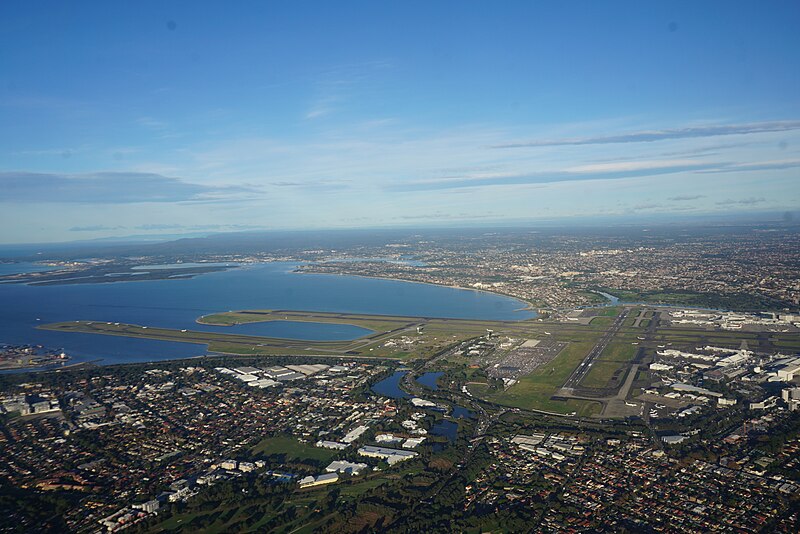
left=315, top=440, right=348, bottom=450
left=298, top=473, right=339, bottom=488
left=358, top=445, right=417, bottom=465
left=374, top=433, right=403, bottom=444
left=220, top=459, right=237, bottom=470
left=325, top=460, right=369, bottom=476
left=342, top=425, right=369, bottom=444
left=402, top=437, right=426, bottom=449
left=776, top=358, right=800, bottom=381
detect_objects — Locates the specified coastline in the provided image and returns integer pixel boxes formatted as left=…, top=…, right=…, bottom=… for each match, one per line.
left=2, top=264, right=238, bottom=287
left=7, top=261, right=538, bottom=374
left=0, top=358, right=102, bottom=374
left=292, top=267, right=538, bottom=316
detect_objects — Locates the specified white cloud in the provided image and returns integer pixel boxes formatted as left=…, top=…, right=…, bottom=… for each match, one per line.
left=565, top=159, right=704, bottom=174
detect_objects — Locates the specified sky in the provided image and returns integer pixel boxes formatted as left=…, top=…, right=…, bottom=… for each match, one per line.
left=1, top=1, right=799, bottom=244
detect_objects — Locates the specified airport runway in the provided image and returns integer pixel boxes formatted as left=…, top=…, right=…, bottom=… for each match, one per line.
left=562, top=308, right=630, bottom=390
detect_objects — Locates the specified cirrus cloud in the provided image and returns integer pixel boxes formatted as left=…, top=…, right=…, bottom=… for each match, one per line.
left=491, top=120, right=800, bottom=148
left=0, top=171, right=257, bottom=203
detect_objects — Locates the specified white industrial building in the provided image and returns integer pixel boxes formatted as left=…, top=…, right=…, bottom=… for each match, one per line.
left=650, top=363, right=674, bottom=372
left=315, top=440, right=348, bottom=450
left=342, top=425, right=369, bottom=443
left=358, top=445, right=417, bottom=465
left=782, top=387, right=800, bottom=410
left=776, top=357, right=800, bottom=382
left=511, top=434, right=547, bottom=453
left=132, top=500, right=160, bottom=513
left=670, top=383, right=722, bottom=398
left=374, top=433, right=404, bottom=444
left=298, top=473, right=339, bottom=488
left=248, top=378, right=278, bottom=388
left=402, top=437, right=426, bottom=448
left=325, top=460, right=368, bottom=476
left=285, top=364, right=329, bottom=376
left=238, top=462, right=255, bottom=472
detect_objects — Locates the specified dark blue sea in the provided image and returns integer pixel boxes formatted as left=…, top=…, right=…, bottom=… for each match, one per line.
left=0, top=262, right=534, bottom=367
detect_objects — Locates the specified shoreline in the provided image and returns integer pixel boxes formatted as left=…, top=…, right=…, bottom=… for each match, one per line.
left=0, top=361, right=69, bottom=371
left=293, top=267, right=539, bottom=316
left=0, top=358, right=102, bottom=374
left=2, top=264, right=239, bottom=287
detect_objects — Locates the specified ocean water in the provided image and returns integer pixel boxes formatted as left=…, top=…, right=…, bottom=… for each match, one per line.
left=0, top=262, right=534, bottom=367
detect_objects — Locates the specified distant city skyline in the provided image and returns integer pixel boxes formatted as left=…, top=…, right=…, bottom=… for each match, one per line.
left=1, top=1, right=799, bottom=243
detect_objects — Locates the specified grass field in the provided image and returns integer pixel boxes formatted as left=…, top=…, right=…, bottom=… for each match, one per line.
left=579, top=342, right=638, bottom=389
left=337, top=476, right=388, bottom=497
left=250, top=435, right=337, bottom=463
left=599, top=288, right=781, bottom=312
left=774, top=340, right=800, bottom=351
left=486, top=341, right=601, bottom=416
left=465, top=382, right=490, bottom=397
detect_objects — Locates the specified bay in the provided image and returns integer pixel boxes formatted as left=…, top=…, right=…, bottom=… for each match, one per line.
left=0, top=262, right=535, bottom=367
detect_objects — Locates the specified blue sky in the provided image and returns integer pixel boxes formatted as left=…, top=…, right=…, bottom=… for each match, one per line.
left=1, top=1, right=799, bottom=243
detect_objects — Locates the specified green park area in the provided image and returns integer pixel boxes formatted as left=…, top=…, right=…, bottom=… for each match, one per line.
left=598, top=307, right=621, bottom=317
left=143, top=437, right=430, bottom=533
left=589, top=307, right=621, bottom=326
left=590, top=316, right=614, bottom=326
left=250, top=436, right=337, bottom=464
left=598, top=288, right=780, bottom=312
